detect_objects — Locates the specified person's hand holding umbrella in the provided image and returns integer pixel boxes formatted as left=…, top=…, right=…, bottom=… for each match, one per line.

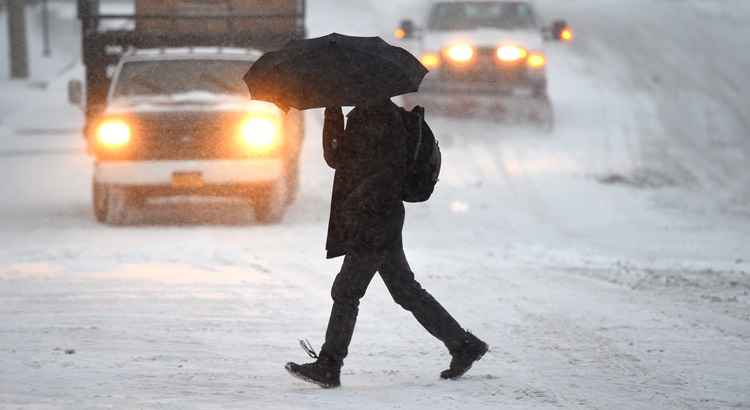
left=322, top=106, right=344, bottom=169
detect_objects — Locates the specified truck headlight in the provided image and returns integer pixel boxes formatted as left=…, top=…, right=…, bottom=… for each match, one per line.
left=560, top=28, right=574, bottom=42
left=527, top=52, right=546, bottom=69
left=445, top=44, right=475, bottom=64
left=96, top=119, right=131, bottom=148
left=240, top=116, right=281, bottom=154
left=496, top=45, right=528, bottom=63
left=420, top=52, right=441, bottom=69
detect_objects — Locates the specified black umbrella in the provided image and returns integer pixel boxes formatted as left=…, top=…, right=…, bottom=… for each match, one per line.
left=244, top=33, right=428, bottom=110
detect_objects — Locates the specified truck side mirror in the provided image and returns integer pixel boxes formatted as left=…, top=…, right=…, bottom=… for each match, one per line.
left=68, top=79, right=83, bottom=107
left=395, top=19, right=417, bottom=40
left=549, top=19, right=573, bottom=42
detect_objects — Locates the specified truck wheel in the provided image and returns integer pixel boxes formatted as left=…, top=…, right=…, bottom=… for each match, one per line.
left=254, top=180, right=288, bottom=224
left=532, top=85, right=548, bottom=99
left=285, top=161, right=300, bottom=205
left=531, top=97, right=555, bottom=133
left=541, top=107, right=556, bottom=133
left=93, top=183, right=108, bottom=223
left=105, top=187, right=137, bottom=226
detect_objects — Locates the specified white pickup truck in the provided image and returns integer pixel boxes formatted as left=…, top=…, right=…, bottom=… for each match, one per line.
left=396, top=0, right=571, bottom=128
left=70, top=48, right=303, bottom=224
left=69, top=0, right=307, bottom=224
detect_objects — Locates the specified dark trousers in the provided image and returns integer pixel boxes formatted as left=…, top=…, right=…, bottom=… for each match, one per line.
left=319, top=237, right=467, bottom=366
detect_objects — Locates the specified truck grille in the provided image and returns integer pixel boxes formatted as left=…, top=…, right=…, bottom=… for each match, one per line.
left=439, top=47, right=528, bottom=84
left=128, top=111, right=246, bottom=161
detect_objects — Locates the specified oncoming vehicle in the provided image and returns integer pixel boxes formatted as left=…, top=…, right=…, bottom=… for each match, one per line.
left=69, top=0, right=306, bottom=224
left=396, top=0, right=572, bottom=128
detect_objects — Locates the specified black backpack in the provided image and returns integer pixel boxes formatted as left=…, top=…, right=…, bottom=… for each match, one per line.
left=400, top=106, right=441, bottom=203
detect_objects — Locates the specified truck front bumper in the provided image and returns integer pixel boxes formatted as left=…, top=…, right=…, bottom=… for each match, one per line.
left=94, top=159, right=285, bottom=188
left=419, top=71, right=547, bottom=96
left=404, top=88, right=553, bottom=122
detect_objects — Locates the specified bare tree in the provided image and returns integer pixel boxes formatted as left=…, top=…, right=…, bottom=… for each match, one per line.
left=7, top=0, right=30, bottom=78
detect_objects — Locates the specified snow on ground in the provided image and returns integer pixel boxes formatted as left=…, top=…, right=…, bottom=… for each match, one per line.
left=1, top=1, right=749, bottom=409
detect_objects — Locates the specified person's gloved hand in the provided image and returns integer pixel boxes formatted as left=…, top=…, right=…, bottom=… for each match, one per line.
left=323, top=106, right=344, bottom=169
left=324, top=106, right=344, bottom=150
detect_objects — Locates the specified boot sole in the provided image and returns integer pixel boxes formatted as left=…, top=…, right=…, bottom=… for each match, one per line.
left=441, top=344, right=489, bottom=380
left=285, top=363, right=341, bottom=389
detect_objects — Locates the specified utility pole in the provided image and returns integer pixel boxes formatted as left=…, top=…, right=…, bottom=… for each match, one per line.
left=42, top=0, right=51, bottom=57
left=7, top=0, right=30, bottom=78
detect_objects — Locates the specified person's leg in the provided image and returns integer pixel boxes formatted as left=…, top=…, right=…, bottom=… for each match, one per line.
left=379, top=239, right=488, bottom=379
left=378, top=239, right=467, bottom=353
left=319, top=250, right=384, bottom=367
left=286, top=249, right=384, bottom=387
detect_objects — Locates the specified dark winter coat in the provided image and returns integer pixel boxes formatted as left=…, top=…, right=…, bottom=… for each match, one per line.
left=323, top=100, right=408, bottom=259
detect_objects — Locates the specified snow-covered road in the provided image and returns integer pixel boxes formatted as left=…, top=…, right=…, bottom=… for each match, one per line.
left=1, top=1, right=749, bottom=409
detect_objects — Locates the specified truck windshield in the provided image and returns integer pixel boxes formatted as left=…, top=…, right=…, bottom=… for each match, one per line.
left=113, top=60, right=251, bottom=99
left=428, top=2, right=536, bottom=31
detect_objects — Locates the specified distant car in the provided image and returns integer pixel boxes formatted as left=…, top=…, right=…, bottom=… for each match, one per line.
left=70, top=48, right=304, bottom=224
left=396, top=0, right=572, bottom=129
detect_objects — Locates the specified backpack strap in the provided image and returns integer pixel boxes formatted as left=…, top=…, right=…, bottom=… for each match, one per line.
left=412, top=106, right=425, bottom=164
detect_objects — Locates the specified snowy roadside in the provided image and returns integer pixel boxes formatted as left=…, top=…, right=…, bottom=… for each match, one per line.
left=0, top=2, right=83, bottom=145
left=538, top=0, right=750, bottom=216
left=0, top=1, right=749, bottom=409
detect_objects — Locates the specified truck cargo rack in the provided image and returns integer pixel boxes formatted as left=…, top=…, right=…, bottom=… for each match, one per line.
left=76, top=0, right=306, bottom=131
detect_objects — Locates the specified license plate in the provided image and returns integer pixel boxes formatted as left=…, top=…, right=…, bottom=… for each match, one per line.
left=171, top=172, right=204, bottom=188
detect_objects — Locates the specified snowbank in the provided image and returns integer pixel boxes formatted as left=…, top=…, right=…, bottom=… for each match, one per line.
left=0, top=3, right=83, bottom=136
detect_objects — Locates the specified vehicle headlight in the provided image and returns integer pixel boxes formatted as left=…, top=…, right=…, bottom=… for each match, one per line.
left=96, top=119, right=131, bottom=148
left=560, top=27, right=574, bottom=42
left=445, top=44, right=475, bottom=64
left=496, top=45, right=528, bottom=63
left=240, top=116, right=281, bottom=154
left=527, top=52, right=546, bottom=69
left=420, top=52, right=441, bottom=69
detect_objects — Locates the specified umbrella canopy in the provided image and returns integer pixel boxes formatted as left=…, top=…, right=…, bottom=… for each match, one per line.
left=244, top=33, right=428, bottom=110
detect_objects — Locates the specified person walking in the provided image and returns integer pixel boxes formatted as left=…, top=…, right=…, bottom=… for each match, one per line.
left=285, top=100, right=488, bottom=388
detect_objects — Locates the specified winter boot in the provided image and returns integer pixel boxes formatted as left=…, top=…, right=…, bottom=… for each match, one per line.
left=440, top=332, right=489, bottom=380
left=285, top=340, right=341, bottom=388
